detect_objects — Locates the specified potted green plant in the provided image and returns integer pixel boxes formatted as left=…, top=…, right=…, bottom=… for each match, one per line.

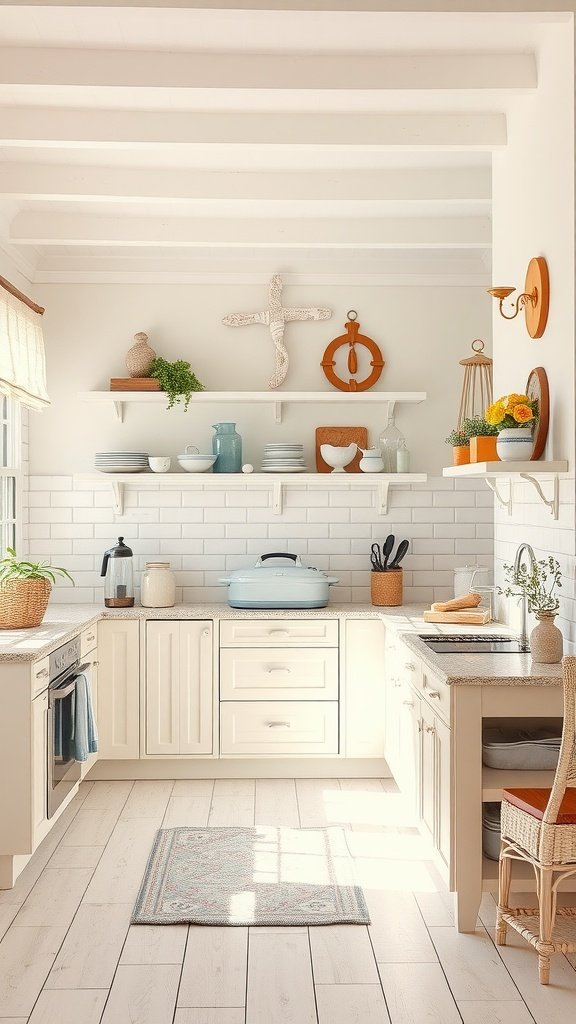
left=462, top=416, right=500, bottom=463
left=499, top=556, right=563, bottom=663
left=445, top=427, right=470, bottom=466
left=149, top=357, right=205, bottom=412
left=0, top=549, right=74, bottom=629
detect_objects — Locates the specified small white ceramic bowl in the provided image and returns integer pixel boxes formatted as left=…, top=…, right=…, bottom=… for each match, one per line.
left=148, top=456, right=171, bottom=473
left=177, top=445, right=217, bottom=473
left=320, top=442, right=357, bottom=473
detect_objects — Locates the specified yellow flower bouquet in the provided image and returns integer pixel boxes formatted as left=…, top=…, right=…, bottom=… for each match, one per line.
left=485, top=393, right=539, bottom=431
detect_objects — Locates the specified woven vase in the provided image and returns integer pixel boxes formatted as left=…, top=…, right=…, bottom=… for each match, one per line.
left=126, top=332, right=156, bottom=378
left=371, top=569, right=403, bottom=607
left=0, top=579, right=52, bottom=629
left=530, top=611, right=563, bottom=664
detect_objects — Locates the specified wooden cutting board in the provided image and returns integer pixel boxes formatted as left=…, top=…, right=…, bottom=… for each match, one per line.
left=315, top=426, right=368, bottom=473
left=110, top=378, right=161, bottom=391
left=423, top=609, right=491, bottom=625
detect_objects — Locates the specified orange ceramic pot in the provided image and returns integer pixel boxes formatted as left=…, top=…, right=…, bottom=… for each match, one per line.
left=470, top=436, right=499, bottom=463
left=453, top=445, right=470, bottom=466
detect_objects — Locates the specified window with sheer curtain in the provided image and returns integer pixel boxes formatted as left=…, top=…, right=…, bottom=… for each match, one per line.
left=0, top=287, right=50, bottom=410
left=0, top=394, right=20, bottom=555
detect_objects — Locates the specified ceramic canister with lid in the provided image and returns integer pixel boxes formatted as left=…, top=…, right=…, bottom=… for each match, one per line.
left=141, top=562, right=176, bottom=608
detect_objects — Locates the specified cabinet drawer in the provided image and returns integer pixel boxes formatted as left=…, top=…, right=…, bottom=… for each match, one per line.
left=220, top=701, right=339, bottom=756
left=419, top=666, right=451, bottom=725
left=220, top=647, right=338, bottom=701
left=220, top=619, right=338, bottom=648
left=32, top=656, right=49, bottom=696
left=81, top=623, right=98, bottom=658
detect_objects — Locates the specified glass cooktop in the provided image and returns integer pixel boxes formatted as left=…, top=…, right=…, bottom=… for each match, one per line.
left=418, top=635, right=527, bottom=654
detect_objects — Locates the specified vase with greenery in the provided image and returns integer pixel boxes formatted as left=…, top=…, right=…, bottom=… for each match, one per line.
left=445, top=427, right=470, bottom=466
left=462, top=416, right=499, bottom=463
left=499, top=556, right=563, bottom=663
left=0, top=548, right=74, bottom=629
left=485, top=393, right=539, bottom=461
left=149, top=357, right=205, bottom=412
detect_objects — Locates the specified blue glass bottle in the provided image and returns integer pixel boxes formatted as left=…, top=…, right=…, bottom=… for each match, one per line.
left=212, top=422, right=242, bottom=473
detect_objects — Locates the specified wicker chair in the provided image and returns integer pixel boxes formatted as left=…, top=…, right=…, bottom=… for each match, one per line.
left=496, top=655, right=576, bottom=984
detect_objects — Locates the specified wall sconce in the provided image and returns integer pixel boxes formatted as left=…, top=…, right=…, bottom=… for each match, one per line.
left=487, top=256, right=549, bottom=339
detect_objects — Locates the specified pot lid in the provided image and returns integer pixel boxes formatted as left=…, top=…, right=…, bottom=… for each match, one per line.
left=221, top=553, right=338, bottom=585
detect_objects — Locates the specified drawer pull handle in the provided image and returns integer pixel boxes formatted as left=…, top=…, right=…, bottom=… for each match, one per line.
left=425, top=724, right=436, bottom=734
left=35, top=667, right=48, bottom=679
left=269, top=629, right=290, bottom=637
left=268, top=667, right=291, bottom=675
left=404, top=662, right=416, bottom=671
left=402, top=699, right=414, bottom=707
left=424, top=681, right=440, bottom=698
left=266, top=721, right=291, bottom=729
left=92, top=661, right=100, bottom=667
left=85, top=633, right=95, bottom=643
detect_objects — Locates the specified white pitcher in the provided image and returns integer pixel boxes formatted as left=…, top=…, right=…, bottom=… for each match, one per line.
left=357, top=446, right=385, bottom=473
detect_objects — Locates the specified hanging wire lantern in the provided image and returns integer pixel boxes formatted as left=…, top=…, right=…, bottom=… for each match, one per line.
left=457, top=339, right=493, bottom=428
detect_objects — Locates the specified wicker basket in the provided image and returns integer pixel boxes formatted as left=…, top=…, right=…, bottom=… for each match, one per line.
left=371, top=569, right=403, bottom=607
left=0, top=579, right=52, bottom=629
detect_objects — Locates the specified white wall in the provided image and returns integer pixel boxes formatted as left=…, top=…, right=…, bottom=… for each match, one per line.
left=31, top=281, right=489, bottom=477
left=492, top=20, right=576, bottom=648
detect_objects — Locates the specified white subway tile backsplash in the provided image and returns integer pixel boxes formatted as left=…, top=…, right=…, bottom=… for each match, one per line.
left=27, top=475, right=495, bottom=606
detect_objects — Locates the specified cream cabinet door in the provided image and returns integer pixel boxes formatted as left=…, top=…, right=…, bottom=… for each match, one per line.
left=435, top=714, right=452, bottom=869
left=146, top=621, right=213, bottom=756
left=397, top=686, right=421, bottom=822
left=98, top=619, right=140, bottom=759
left=420, top=699, right=436, bottom=842
left=32, top=690, right=48, bottom=838
left=344, top=619, right=385, bottom=757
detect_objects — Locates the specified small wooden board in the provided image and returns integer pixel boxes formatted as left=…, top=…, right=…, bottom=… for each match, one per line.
left=110, top=378, right=161, bottom=391
left=315, top=426, right=367, bottom=473
left=423, top=609, right=491, bottom=625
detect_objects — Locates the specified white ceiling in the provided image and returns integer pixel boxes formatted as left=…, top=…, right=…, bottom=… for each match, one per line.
left=0, top=5, right=558, bottom=282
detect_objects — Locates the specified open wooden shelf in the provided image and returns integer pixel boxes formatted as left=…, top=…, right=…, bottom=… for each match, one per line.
left=482, top=766, right=556, bottom=802
left=75, top=471, right=427, bottom=516
left=443, top=460, right=569, bottom=520
left=78, top=389, right=427, bottom=423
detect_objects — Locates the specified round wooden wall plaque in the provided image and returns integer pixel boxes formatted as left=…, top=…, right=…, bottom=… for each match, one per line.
left=526, top=366, right=549, bottom=461
left=321, top=311, right=384, bottom=392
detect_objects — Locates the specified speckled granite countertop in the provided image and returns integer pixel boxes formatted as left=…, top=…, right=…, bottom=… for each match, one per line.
left=0, top=601, right=389, bottom=662
left=0, top=602, right=564, bottom=687
left=400, top=632, right=563, bottom=687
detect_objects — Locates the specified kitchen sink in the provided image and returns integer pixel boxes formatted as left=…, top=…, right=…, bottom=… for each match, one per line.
left=418, top=634, right=527, bottom=654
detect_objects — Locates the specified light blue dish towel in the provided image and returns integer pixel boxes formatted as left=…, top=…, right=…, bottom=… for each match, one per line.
left=73, top=672, right=98, bottom=762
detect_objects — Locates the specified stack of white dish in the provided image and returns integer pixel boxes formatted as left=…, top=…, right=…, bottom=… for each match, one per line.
left=261, top=443, right=307, bottom=473
left=95, top=451, right=149, bottom=473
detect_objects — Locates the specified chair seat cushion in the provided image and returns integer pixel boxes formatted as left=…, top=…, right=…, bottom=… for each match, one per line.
left=502, top=787, right=576, bottom=824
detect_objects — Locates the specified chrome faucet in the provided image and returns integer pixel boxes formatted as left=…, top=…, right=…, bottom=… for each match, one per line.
left=513, top=543, right=537, bottom=652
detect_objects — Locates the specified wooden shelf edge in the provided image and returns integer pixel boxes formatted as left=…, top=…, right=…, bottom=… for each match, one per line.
left=443, top=460, right=568, bottom=478
left=78, top=390, right=427, bottom=403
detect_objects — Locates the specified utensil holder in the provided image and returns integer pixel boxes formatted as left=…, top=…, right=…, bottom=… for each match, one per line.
left=371, top=569, right=403, bottom=607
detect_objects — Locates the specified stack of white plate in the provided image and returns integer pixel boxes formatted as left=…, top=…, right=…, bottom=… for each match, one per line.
left=95, top=452, right=149, bottom=473
left=261, top=443, right=307, bottom=473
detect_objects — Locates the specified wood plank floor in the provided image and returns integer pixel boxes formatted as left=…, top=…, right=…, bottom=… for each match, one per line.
left=0, top=778, right=574, bottom=1023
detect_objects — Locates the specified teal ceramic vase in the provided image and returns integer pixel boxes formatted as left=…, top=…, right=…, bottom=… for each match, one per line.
left=212, top=422, right=242, bottom=473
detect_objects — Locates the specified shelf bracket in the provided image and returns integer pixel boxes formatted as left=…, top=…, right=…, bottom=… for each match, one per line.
left=376, top=480, right=391, bottom=516
left=519, top=473, right=560, bottom=519
left=112, top=400, right=124, bottom=423
left=485, top=476, right=512, bottom=515
left=272, top=480, right=283, bottom=515
left=110, top=481, right=124, bottom=516
left=274, top=401, right=282, bottom=424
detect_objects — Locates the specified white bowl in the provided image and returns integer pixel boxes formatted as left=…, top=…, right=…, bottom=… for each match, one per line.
left=148, top=456, right=171, bottom=473
left=177, top=455, right=217, bottom=473
left=320, top=443, right=357, bottom=473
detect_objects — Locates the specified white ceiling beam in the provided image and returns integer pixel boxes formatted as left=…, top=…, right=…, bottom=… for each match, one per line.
left=0, top=48, right=536, bottom=91
left=0, top=164, right=491, bottom=202
left=0, top=108, right=507, bottom=149
left=9, top=211, right=491, bottom=248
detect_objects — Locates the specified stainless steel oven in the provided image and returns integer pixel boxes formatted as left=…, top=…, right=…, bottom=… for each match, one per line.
left=47, top=636, right=91, bottom=819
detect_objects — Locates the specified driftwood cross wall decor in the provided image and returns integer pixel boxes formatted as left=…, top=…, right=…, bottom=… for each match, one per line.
left=222, top=274, right=332, bottom=389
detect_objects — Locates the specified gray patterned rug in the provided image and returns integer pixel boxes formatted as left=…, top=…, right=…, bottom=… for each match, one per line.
left=132, top=825, right=370, bottom=926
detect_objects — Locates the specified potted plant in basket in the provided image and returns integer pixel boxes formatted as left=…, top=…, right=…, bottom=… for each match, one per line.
left=462, top=416, right=499, bottom=463
left=485, top=393, right=538, bottom=461
left=499, top=556, right=563, bottom=663
left=0, top=549, right=74, bottom=629
left=445, top=427, right=470, bottom=466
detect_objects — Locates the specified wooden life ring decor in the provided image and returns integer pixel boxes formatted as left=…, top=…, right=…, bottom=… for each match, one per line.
left=321, top=311, right=384, bottom=392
